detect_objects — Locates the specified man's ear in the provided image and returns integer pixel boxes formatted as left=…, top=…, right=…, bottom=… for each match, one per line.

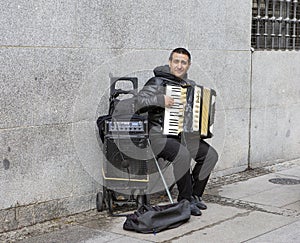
left=187, top=62, right=191, bottom=70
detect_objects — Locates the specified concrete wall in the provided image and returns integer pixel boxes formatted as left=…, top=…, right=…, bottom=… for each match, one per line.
left=250, top=51, right=300, bottom=167
left=0, top=0, right=299, bottom=232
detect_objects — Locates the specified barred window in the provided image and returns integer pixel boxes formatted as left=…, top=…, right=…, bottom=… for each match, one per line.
left=252, top=0, right=300, bottom=50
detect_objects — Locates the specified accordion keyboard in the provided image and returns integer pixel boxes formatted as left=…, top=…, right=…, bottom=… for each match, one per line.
left=163, top=86, right=187, bottom=136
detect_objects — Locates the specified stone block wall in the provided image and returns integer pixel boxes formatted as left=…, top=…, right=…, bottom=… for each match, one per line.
left=1, top=0, right=299, bottom=232
left=250, top=51, right=300, bottom=167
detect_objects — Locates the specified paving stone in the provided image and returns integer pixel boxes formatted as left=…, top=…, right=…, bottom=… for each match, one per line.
left=172, top=211, right=299, bottom=243
left=245, top=220, right=300, bottom=243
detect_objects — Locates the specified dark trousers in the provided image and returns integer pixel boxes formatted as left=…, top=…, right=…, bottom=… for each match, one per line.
left=150, top=133, right=218, bottom=202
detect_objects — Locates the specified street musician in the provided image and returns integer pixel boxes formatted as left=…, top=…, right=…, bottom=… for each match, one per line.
left=137, top=47, right=219, bottom=216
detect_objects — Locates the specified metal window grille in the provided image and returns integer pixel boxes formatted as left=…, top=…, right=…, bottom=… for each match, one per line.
left=252, top=0, right=300, bottom=50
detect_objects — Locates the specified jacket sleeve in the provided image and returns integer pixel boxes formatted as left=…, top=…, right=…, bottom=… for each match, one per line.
left=136, top=77, right=165, bottom=111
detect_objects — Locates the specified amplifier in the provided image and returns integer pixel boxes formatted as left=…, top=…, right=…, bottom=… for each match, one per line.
left=103, top=137, right=149, bottom=183
left=105, top=119, right=148, bottom=135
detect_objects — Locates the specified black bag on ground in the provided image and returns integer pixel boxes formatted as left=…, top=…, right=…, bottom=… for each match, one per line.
left=123, top=199, right=191, bottom=234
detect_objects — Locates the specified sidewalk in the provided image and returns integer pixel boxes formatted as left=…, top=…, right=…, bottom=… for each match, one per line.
left=5, top=161, right=300, bottom=242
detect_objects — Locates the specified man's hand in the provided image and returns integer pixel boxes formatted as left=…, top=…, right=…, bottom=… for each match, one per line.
left=164, top=95, right=174, bottom=108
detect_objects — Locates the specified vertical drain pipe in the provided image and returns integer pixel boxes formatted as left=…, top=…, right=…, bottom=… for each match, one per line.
left=248, top=45, right=254, bottom=169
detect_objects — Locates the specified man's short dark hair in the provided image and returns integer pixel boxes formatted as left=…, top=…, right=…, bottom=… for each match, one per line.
left=169, top=47, right=191, bottom=63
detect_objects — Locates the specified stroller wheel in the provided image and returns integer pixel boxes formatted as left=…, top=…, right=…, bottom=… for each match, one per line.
left=96, top=192, right=104, bottom=212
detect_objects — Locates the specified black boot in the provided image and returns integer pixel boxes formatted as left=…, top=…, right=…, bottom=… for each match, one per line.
left=191, top=195, right=207, bottom=210
left=190, top=201, right=202, bottom=216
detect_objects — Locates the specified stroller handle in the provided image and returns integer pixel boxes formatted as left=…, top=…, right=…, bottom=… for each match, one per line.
left=111, top=89, right=137, bottom=99
left=110, top=76, right=138, bottom=96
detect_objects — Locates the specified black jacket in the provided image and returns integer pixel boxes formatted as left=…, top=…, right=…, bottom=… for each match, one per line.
left=137, top=65, right=196, bottom=134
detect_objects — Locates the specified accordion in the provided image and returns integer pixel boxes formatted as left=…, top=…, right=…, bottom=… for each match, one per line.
left=163, top=84, right=216, bottom=138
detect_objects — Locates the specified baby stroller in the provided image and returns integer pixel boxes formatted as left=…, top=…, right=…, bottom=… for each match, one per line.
left=96, top=76, right=150, bottom=214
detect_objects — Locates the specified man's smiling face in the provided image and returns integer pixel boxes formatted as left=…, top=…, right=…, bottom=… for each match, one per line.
left=169, top=52, right=191, bottom=79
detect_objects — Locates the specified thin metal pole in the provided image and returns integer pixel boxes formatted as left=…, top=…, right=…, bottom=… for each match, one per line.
left=148, top=139, right=174, bottom=204
left=156, top=158, right=174, bottom=203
